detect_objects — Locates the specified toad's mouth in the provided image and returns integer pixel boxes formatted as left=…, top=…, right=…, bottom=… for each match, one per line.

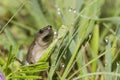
left=42, top=34, right=53, bottom=43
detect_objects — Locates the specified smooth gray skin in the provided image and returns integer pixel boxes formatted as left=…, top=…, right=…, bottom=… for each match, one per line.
left=24, top=25, right=54, bottom=64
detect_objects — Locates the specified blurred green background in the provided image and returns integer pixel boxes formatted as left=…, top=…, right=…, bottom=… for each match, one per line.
left=0, top=0, right=120, bottom=80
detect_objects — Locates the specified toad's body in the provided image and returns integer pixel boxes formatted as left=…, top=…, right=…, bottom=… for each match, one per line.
left=24, top=25, right=54, bottom=64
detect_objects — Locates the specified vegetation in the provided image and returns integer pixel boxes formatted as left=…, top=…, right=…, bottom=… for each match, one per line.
left=0, top=0, right=120, bottom=80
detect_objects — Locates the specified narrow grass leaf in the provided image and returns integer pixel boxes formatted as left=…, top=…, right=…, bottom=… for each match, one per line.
left=105, top=40, right=112, bottom=80
left=90, top=24, right=99, bottom=72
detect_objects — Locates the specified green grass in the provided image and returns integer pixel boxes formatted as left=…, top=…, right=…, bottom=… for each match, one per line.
left=0, top=0, right=120, bottom=80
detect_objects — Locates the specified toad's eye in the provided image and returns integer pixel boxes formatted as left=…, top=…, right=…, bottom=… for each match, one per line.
left=47, top=25, right=52, bottom=30
left=39, top=29, right=44, bottom=34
